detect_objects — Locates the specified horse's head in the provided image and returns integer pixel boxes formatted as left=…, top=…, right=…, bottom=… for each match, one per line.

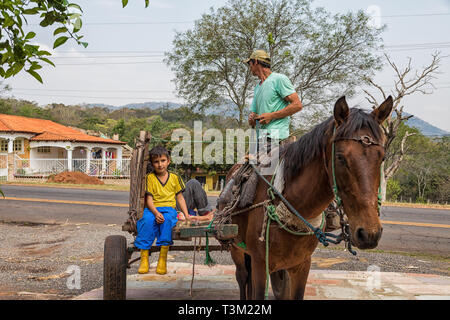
left=332, top=96, right=393, bottom=249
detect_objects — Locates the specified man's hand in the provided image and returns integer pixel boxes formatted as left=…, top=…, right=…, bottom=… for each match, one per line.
left=248, top=112, right=257, bottom=127
left=255, top=113, right=274, bottom=125
left=154, top=211, right=165, bottom=224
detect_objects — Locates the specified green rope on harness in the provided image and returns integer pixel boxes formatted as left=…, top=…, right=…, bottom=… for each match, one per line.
left=264, top=204, right=276, bottom=300
left=331, top=129, right=342, bottom=207
left=378, top=165, right=383, bottom=213
left=204, top=218, right=216, bottom=266
left=236, top=241, right=247, bottom=250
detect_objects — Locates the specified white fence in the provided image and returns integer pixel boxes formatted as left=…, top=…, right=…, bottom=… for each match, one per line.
left=14, top=157, right=131, bottom=178
left=0, top=154, right=7, bottom=180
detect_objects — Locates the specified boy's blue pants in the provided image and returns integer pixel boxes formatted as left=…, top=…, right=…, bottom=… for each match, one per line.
left=134, top=207, right=178, bottom=249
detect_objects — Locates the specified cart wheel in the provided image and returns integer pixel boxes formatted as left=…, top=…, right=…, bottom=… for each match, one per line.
left=103, top=235, right=127, bottom=300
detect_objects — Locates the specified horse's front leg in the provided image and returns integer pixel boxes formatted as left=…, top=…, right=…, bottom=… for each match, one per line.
left=250, top=256, right=267, bottom=300
left=230, top=246, right=252, bottom=300
left=286, top=257, right=311, bottom=300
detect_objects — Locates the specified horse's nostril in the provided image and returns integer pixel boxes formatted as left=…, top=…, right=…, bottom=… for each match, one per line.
left=356, top=228, right=368, bottom=243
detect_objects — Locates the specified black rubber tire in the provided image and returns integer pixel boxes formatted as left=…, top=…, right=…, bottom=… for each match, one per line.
left=103, top=235, right=127, bottom=300
left=270, top=269, right=291, bottom=300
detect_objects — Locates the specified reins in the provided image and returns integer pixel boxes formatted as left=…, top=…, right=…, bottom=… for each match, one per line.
left=248, top=125, right=384, bottom=299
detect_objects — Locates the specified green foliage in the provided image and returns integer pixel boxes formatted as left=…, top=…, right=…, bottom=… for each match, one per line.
left=122, top=0, right=150, bottom=8
left=386, top=179, right=402, bottom=201
left=0, top=0, right=150, bottom=83
left=0, top=0, right=86, bottom=83
left=165, top=0, right=384, bottom=127
left=391, top=123, right=450, bottom=203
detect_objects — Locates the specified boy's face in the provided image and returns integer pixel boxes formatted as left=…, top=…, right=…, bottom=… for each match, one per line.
left=151, top=154, right=170, bottom=174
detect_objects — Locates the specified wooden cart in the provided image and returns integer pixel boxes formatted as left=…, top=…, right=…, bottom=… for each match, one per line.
left=103, top=131, right=238, bottom=300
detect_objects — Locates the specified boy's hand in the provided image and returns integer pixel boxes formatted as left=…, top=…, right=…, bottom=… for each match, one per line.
left=155, top=211, right=165, bottom=224
left=181, top=214, right=191, bottom=226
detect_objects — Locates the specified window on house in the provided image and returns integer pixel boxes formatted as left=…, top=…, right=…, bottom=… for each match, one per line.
left=13, top=139, right=23, bottom=152
left=37, top=146, right=51, bottom=153
left=0, top=139, right=7, bottom=152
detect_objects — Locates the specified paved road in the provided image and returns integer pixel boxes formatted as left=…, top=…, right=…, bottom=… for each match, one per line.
left=1, top=184, right=449, bottom=255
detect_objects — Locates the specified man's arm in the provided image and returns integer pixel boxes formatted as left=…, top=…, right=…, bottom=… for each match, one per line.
left=146, top=194, right=165, bottom=224
left=256, top=92, right=302, bottom=125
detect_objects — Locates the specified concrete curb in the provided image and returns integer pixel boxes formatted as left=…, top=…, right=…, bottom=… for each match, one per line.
left=74, top=263, right=450, bottom=300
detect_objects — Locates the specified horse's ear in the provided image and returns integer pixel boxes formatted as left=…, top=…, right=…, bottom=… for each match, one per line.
left=334, top=96, right=349, bottom=126
left=371, top=96, right=393, bottom=124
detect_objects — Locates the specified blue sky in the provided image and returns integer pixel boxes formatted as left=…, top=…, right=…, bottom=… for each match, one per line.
left=3, top=0, right=450, bottom=131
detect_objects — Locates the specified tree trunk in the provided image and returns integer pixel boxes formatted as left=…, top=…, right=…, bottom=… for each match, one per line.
left=381, top=172, right=387, bottom=202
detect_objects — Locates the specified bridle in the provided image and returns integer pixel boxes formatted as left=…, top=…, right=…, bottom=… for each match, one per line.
left=333, top=134, right=384, bottom=148
left=323, top=126, right=385, bottom=254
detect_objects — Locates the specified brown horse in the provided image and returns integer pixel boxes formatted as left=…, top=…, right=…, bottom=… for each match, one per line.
left=223, top=95, right=393, bottom=300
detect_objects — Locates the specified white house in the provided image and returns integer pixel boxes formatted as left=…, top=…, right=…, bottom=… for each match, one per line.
left=0, top=113, right=128, bottom=180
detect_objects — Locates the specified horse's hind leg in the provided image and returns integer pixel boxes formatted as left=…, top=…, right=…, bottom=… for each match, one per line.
left=230, top=247, right=251, bottom=300
left=287, top=257, right=311, bottom=300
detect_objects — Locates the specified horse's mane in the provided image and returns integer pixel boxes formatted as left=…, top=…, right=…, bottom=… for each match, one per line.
left=281, top=108, right=383, bottom=183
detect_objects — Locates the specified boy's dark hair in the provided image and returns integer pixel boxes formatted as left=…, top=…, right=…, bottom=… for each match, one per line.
left=149, top=145, right=170, bottom=161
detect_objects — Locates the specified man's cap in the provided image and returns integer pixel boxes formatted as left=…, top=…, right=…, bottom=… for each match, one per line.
left=243, top=49, right=271, bottom=65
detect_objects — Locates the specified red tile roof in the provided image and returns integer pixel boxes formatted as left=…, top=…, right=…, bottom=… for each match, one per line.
left=0, top=113, right=125, bottom=145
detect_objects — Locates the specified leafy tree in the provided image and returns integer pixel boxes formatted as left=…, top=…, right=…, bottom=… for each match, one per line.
left=386, top=179, right=402, bottom=201
left=0, top=0, right=149, bottom=83
left=165, top=0, right=384, bottom=126
left=0, top=0, right=86, bottom=83
left=391, top=126, right=449, bottom=203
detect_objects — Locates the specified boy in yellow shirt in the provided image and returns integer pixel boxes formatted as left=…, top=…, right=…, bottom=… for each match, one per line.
left=135, top=145, right=190, bottom=275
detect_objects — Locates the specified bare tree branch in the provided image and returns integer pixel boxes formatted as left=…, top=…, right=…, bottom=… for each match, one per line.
left=365, top=52, right=441, bottom=200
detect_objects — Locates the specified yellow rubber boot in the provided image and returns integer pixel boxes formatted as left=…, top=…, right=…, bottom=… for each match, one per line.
left=138, top=249, right=149, bottom=274
left=156, top=246, right=169, bottom=275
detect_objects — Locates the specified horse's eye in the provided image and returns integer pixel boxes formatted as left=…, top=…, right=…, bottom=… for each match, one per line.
left=336, top=154, right=347, bottom=165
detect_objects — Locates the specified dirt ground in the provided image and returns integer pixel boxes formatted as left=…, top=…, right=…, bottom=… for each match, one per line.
left=47, top=171, right=104, bottom=185
left=0, top=220, right=448, bottom=300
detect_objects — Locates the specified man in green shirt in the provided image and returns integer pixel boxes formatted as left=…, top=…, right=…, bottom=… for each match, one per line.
left=245, top=49, right=302, bottom=150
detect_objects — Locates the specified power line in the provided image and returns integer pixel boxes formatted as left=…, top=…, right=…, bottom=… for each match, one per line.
left=28, top=21, right=195, bottom=26
left=379, top=13, right=450, bottom=18
left=52, top=61, right=164, bottom=65
left=7, top=92, right=179, bottom=101
left=51, top=41, right=450, bottom=54
left=49, top=54, right=166, bottom=59
left=25, top=12, right=450, bottom=27
left=11, top=88, right=174, bottom=93
left=10, top=83, right=450, bottom=94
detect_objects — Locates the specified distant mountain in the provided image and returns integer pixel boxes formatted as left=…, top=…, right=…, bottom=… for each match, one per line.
left=85, top=101, right=183, bottom=110
left=84, top=102, right=449, bottom=137
left=401, top=113, right=449, bottom=137
left=86, top=101, right=241, bottom=118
